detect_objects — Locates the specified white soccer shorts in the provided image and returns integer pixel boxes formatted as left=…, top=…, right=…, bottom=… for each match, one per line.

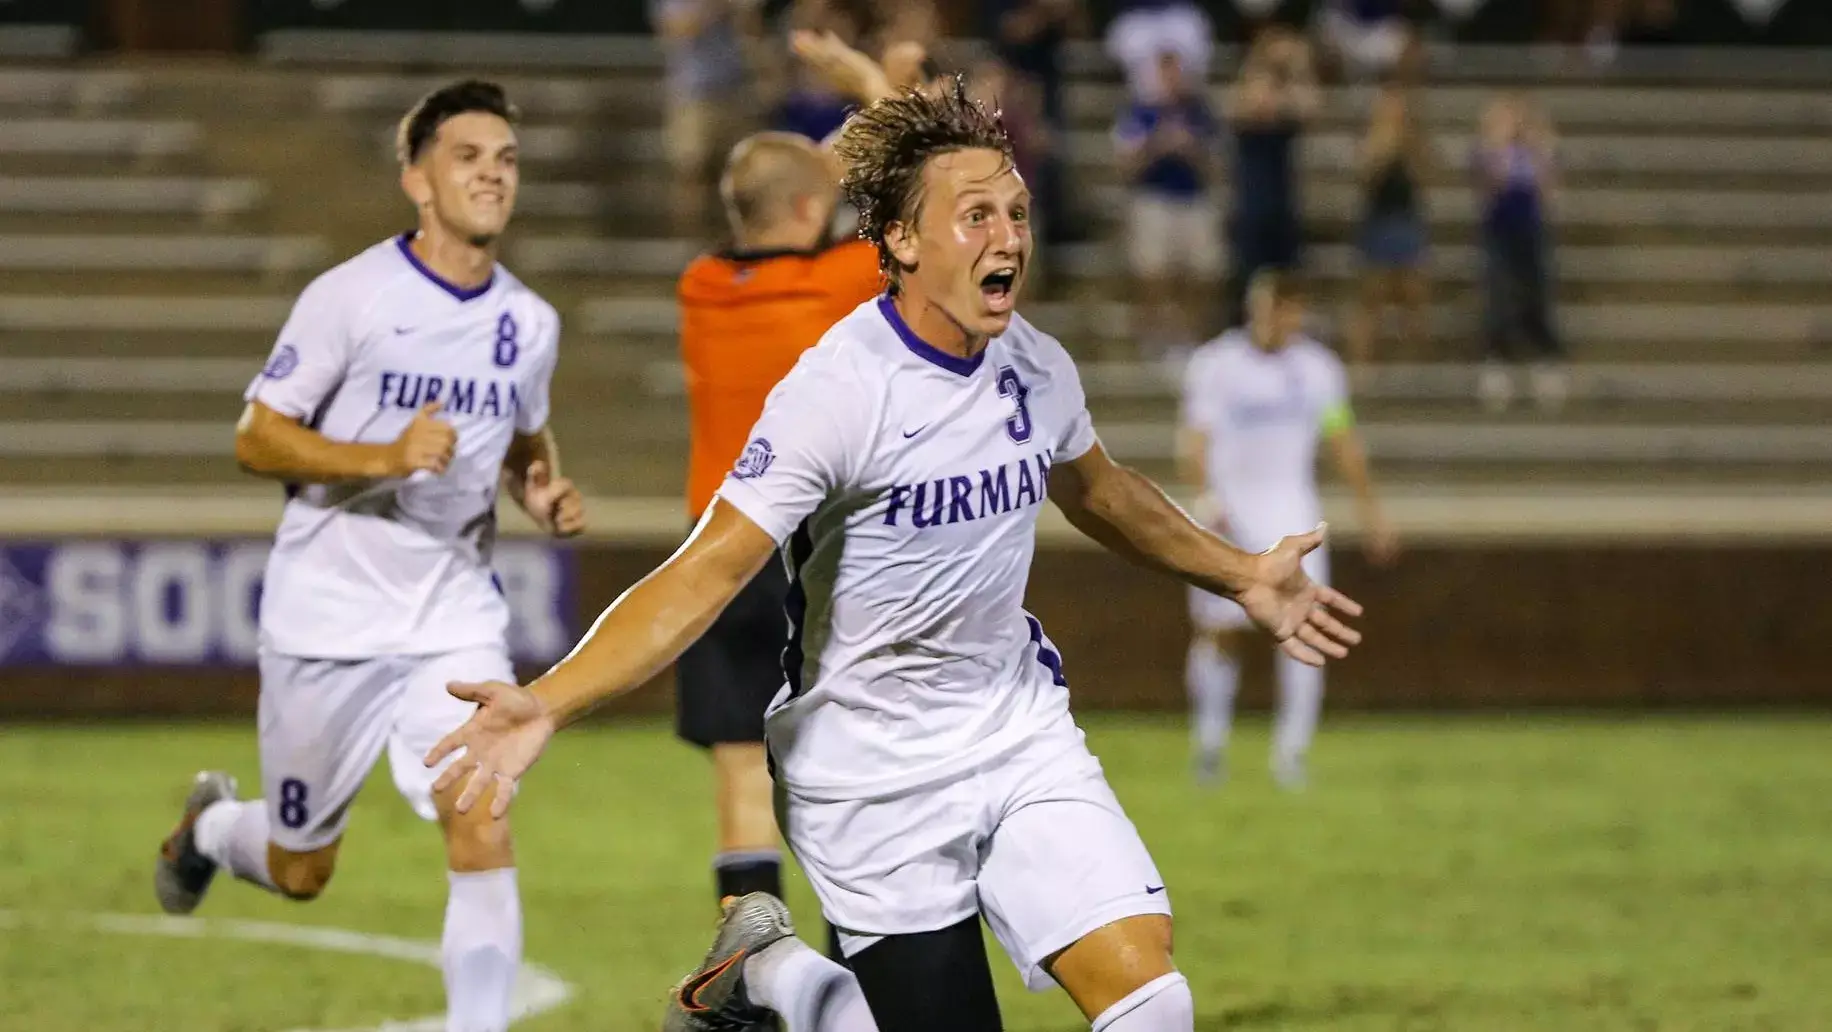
left=255, top=645, right=512, bottom=852
left=777, top=715, right=1171, bottom=992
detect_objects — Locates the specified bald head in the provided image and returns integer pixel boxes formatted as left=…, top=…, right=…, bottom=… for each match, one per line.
left=720, top=131, right=839, bottom=248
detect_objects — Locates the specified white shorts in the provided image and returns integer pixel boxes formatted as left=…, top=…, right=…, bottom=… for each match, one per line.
left=1128, top=193, right=1223, bottom=280
left=776, top=716, right=1170, bottom=992
left=1190, top=537, right=1330, bottom=632
left=256, top=645, right=512, bottom=852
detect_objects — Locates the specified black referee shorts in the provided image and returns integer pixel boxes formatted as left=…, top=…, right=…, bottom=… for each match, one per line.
left=675, top=553, right=791, bottom=748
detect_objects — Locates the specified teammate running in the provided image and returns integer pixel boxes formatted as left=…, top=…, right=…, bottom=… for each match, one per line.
left=427, top=82, right=1361, bottom=1032
left=1178, top=270, right=1398, bottom=790
left=153, top=81, right=584, bottom=1032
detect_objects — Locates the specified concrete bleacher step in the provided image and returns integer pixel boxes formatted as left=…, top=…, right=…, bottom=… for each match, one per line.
left=0, top=392, right=243, bottom=424
left=0, top=118, right=203, bottom=162
left=0, top=175, right=267, bottom=219
left=575, top=296, right=1832, bottom=356
left=1091, top=419, right=1832, bottom=467
left=0, top=295, right=293, bottom=335
left=1088, top=395, right=1832, bottom=426
left=0, top=233, right=329, bottom=273
left=0, top=357, right=253, bottom=394
left=1062, top=83, right=1832, bottom=136
left=0, top=70, right=145, bottom=112
left=0, top=330, right=270, bottom=361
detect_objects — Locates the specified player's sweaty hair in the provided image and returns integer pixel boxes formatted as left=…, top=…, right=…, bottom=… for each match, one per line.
left=396, top=79, right=520, bottom=165
left=833, top=76, right=1014, bottom=289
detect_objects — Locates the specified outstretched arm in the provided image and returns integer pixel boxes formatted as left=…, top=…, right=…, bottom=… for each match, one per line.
left=1049, top=442, right=1362, bottom=665
left=425, top=500, right=779, bottom=814
left=1050, top=440, right=1255, bottom=598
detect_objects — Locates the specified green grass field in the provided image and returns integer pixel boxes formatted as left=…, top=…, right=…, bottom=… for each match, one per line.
left=2, top=715, right=1829, bottom=1031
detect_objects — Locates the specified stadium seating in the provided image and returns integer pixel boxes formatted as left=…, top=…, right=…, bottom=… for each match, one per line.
left=0, top=37, right=1828, bottom=496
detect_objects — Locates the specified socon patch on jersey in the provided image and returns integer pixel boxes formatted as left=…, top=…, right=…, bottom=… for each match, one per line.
left=732, top=438, right=776, bottom=480
left=262, top=344, right=300, bottom=380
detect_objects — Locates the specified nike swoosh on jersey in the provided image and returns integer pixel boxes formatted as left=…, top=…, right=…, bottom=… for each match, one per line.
left=902, top=424, right=930, bottom=439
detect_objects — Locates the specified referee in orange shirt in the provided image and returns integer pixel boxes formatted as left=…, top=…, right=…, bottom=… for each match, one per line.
left=673, top=31, right=907, bottom=924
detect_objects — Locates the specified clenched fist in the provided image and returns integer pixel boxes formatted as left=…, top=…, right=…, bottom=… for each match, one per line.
left=388, top=400, right=457, bottom=476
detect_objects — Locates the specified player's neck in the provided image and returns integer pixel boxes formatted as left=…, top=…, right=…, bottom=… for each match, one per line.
left=407, top=228, right=496, bottom=291
left=891, top=290, right=989, bottom=363
left=735, top=222, right=822, bottom=254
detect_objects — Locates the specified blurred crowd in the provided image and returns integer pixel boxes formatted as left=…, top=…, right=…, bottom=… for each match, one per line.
left=649, top=0, right=1579, bottom=411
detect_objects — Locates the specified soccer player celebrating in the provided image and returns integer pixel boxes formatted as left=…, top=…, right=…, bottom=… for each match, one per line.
left=427, top=83, right=1361, bottom=1032
left=153, top=81, right=584, bottom=1032
left=674, top=33, right=898, bottom=923
left=1178, top=270, right=1399, bottom=790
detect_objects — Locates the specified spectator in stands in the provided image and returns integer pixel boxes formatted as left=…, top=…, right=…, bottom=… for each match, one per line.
left=1472, top=94, right=1567, bottom=413
left=1345, top=81, right=1431, bottom=373
left=770, top=0, right=863, bottom=145
left=1223, top=27, right=1319, bottom=327
left=1114, top=49, right=1222, bottom=354
left=652, top=0, right=764, bottom=235
left=867, top=0, right=939, bottom=53
left=1314, top=0, right=1420, bottom=83
left=1105, top=0, right=1214, bottom=105
left=987, top=0, right=1086, bottom=241
left=987, top=0, right=1083, bottom=129
left=967, top=57, right=1056, bottom=249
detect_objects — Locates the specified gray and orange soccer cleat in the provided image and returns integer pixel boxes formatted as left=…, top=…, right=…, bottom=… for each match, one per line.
left=154, top=770, right=237, bottom=915
left=663, top=892, right=795, bottom=1032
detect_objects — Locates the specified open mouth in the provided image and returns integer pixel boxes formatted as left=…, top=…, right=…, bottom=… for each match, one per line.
left=979, top=269, right=1017, bottom=313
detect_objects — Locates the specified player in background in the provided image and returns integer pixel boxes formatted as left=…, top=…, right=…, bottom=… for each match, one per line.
left=1177, top=270, right=1397, bottom=790
left=425, top=83, right=1362, bottom=1032
left=674, top=30, right=900, bottom=927
left=153, top=81, right=585, bottom=1032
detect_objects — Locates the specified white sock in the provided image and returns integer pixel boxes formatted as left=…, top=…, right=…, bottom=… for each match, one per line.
left=1091, top=972, right=1194, bottom=1032
left=1273, top=652, right=1325, bottom=766
left=193, top=799, right=278, bottom=891
left=744, top=937, right=879, bottom=1032
left=1186, top=638, right=1238, bottom=758
left=443, top=868, right=523, bottom=1032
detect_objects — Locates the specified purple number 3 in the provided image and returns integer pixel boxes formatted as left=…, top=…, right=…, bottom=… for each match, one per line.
left=998, top=366, right=1032, bottom=444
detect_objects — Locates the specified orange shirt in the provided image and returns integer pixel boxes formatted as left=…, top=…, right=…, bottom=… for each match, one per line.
left=680, top=240, right=883, bottom=517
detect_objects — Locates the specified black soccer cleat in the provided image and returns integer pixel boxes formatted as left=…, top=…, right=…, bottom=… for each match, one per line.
left=154, top=770, right=237, bottom=915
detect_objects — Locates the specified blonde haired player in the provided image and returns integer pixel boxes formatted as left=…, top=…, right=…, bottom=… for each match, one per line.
left=154, top=80, right=584, bottom=1032
left=1178, top=269, right=1397, bottom=789
left=425, top=85, right=1363, bottom=1032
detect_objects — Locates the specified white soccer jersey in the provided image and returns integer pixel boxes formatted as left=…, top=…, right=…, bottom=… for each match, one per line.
left=716, top=297, right=1096, bottom=802
left=243, top=234, right=560, bottom=659
left=1179, top=329, right=1348, bottom=551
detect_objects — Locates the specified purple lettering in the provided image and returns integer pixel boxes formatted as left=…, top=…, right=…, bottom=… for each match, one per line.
left=377, top=371, right=397, bottom=409
left=448, top=377, right=476, bottom=414
left=978, top=466, right=1011, bottom=517
left=396, top=373, right=423, bottom=409
left=911, top=479, right=946, bottom=528
left=946, top=476, right=975, bottom=524
left=883, top=484, right=911, bottom=526
left=1015, top=457, right=1037, bottom=507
